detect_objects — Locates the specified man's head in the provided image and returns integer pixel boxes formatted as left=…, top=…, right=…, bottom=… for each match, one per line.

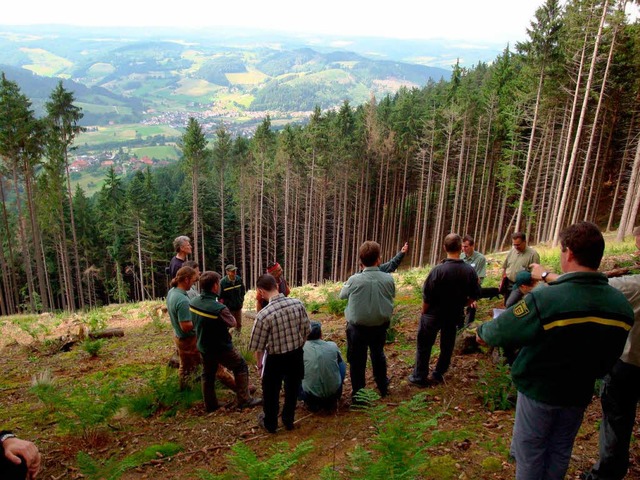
left=183, top=260, right=200, bottom=280
left=359, top=241, right=381, bottom=267
left=514, top=271, right=536, bottom=294
left=172, top=266, right=197, bottom=289
left=559, top=221, right=604, bottom=272
left=308, top=321, right=322, bottom=340
left=256, top=274, right=278, bottom=299
left=511, top=232, right=527, bottom=253
left=173, top=236, right=192, bottom=255
left=226, top=264, right=237, bottom=280
left=200, top=271, right=221, bottom=295
left=266, top=262, right=283, bottom=279
left=444, top=233, right=462, bottom=254
left=462, top=235, right=475, bottom=256
left=633, top=226, right=640, bottom=250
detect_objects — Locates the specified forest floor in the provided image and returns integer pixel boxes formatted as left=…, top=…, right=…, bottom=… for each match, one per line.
left=1, top=248, right=639, bottom=480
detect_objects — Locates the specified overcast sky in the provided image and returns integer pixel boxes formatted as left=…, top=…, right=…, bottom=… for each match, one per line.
left=2, top=0, right=549, bottom=45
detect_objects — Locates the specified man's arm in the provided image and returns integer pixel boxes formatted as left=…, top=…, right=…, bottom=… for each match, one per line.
left=477, top=295, right=543, bottom=348
left=530, top=263, right=560, bottom=283
left=379, top=242, right=408, bottom=273
left=219, top=307, right=237, bottom=328
left=339, top=281, right=351, bottom=299
left=178, top=300, right=193, bottom=333
left=421, top=301, right=429, bottom=314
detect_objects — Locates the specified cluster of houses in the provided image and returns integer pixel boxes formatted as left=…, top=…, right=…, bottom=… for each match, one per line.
left=69, top=152, right=157, bottom=175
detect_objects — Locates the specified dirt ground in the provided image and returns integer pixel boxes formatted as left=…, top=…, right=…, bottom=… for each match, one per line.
left=1, top=284, right=639, bottom=479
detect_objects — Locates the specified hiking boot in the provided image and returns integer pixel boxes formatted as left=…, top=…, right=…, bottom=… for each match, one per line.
left=257, top=413, right=276, bottom=433
left=408, top=374, right=430, bottom=388
left=238, top=397, right=262, bottom=410
left=428, top=372, right=444, bottom=385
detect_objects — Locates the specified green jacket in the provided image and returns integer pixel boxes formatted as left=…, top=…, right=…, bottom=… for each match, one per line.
left=190, top=292, right=232, bottom=353
left=219, top=275, right=246, bottom=311
left=478, top=271, right=633, bottom=407
left=340, top=266, right=395, bottom=327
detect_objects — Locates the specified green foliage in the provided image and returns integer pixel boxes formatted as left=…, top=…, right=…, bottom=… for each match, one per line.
left=123, top=368, right=201, bottom=418
left=476, top=362, right=517, bottom=411
left=341, top=392, right=441, bottom=479
left=82, top=338, right=106, bottom=357
left=77, top=443, right=182, bottom=480
left=326, top=292, right=347, bottom=316
left=424, top=455, right=457, bottom=479
left=12, top=315, right=50, bottom=342
left=200, top=440, right=314, bottom=480
left=481, top=456, right=503, bottom=472
left=84, top=309, right=109, bottom=332
left=31, top=378, right=121, bottom=439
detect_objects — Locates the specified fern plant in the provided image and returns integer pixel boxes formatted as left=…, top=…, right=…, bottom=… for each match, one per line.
left=199, top=440, right=314, bottom=480
left=476, top=361, right=517, bottom=411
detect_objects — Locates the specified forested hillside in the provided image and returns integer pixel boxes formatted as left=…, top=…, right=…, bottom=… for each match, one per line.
left=1, top=0, right=640, bottom=315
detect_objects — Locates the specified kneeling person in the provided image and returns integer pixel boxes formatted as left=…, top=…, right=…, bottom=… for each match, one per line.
left=301, top=321, right=346, bottom=411
left=190, top=271, right=261, bottom=412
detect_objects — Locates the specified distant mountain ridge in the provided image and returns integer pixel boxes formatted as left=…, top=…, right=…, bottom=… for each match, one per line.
left=0, top=25, right=454, bottom=127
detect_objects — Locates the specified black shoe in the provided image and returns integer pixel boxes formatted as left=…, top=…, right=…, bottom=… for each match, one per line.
left=428, top=372, right=444, bottom=385
left=257, top=413, right=276, bottom=433
left=408, top=375, right=430, bottom=388
left=238, top=397, right=262, bottom=410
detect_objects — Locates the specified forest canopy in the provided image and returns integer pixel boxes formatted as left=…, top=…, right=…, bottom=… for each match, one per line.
left=0, top=0, right=639, bottom=315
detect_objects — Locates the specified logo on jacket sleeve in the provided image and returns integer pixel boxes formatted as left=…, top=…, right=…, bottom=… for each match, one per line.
left=513, top=300, right=529, bottom=318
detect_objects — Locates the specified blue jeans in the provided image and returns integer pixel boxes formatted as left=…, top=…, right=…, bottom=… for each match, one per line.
left=586, top=360, right=640, bottom=480
left=512, top=391, right=585, bottom=480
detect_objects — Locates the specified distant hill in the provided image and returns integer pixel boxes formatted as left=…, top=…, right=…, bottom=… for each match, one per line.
left=0, top=25, right=453, bottom=128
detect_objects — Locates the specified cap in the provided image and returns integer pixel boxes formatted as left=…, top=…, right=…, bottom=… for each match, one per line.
left=267, top=262, right=281, bottom=274
left=225, top=264, right=237, bottom=272
left=514, top=270, right=533, bottom=289
left=308, top=321, right=322, bottom=340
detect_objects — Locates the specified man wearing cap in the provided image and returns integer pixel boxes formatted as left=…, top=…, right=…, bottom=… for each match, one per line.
left=256, top=262, right=290, bottom=312
left=301, top=321, right=346, bottom=412
left=477, top=222, right=634, bottom=480
left=505, top=271, right=537, bottom=309
left=219, top=264, right=246, bottom=333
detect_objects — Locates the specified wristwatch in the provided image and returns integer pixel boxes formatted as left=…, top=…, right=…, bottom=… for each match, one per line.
left=541, top=271, right=550, bottom=282
left=0, top=432, right=16, bottom=443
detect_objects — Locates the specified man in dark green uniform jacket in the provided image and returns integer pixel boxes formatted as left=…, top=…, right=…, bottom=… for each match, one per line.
left=477, top=222, right=633, bottom=480
left=190, top=271, right=261, bottom=412
left=219, top=264, right=246, bottom=333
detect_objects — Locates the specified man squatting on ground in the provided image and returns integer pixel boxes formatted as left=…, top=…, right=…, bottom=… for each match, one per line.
left=409, top=233, right=479, bottom=387
left=477, top=221, right=634, bottom=480
left=340, top=241, right=396, bottom=402
left=189, top=271, right=261, bottom=411
left=249, top=274, right=310, bottom=433
left=300, top=320, right=346, bottom=412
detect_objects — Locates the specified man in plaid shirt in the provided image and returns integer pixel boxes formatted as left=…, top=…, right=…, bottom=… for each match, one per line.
left=249, top=274, right=311, bottom=433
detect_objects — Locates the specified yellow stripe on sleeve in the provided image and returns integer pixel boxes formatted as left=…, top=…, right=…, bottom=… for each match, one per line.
left=543, top=316, right=632, bottom=331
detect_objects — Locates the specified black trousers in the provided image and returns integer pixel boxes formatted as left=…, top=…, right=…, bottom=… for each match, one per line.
left=0, top=447, right=27, bottom=480
left=346, top=322, right=389, bottom=400
left=413, top=313, right=458, bottom=380
left=262, top=348, right=304, bottom=432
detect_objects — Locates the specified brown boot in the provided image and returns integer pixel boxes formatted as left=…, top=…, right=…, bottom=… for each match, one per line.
left=216, top=365, right=236, bottom=390
left=236, top=372, right=262, bottom=409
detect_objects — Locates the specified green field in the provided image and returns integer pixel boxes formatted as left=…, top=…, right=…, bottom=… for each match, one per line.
left=131, top=145, right=180, bottom=161
left=77, top=124, right=182, bottom=146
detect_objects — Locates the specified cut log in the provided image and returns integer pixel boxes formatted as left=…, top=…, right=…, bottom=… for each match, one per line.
left=88, top=328, right=125, bottom=339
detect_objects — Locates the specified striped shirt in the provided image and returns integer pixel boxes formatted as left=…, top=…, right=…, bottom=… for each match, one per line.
left=249, top=294, right=311, bottom=355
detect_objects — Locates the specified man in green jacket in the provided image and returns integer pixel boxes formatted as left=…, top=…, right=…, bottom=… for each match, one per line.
left=477, top=222, right=633, bottom=480
left=190, top=271, right=261, bottom=412
left=340, top=240, right=395, bottom=402
left=219, top=264, right=246, bottom=333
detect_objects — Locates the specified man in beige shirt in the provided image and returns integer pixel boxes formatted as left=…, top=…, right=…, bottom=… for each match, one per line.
left=501, top=232, right=540, bottom=300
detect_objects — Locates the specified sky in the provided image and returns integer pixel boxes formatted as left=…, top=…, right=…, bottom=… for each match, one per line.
left=1, top=0, right=548, bottom=45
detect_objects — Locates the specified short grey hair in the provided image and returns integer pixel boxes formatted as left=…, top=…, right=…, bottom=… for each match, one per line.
left=173, top=235, right=191, bottom=253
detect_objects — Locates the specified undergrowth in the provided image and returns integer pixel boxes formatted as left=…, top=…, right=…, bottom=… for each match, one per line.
left=476, top=361, right=516, bottom=411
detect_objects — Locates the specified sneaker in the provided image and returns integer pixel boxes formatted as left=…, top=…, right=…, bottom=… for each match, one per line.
left=408, top=374, right=430, bottom=388
left=238, top=397, right=262, bottom=410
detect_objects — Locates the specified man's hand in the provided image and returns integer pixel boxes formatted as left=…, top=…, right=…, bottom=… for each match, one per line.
left=3, top=436, right=41, bottom=479
left=529, top=263, right=545, bottom=281
left=401, top=242, right=409, bottom=254
left=476, top=333, right=487, bottom=347
left=469, top=300, right=478, bottom=309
